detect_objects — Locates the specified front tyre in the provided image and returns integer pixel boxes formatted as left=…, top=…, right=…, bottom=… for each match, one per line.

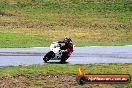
left=43, top=56, right=48, bottom=62
left=43, top=51, right=55, bottom=62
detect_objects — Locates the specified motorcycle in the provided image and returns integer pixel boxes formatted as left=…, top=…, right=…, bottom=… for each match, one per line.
left=43, top=42, right=72, bottom=63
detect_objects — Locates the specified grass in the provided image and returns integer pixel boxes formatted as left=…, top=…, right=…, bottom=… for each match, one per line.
left=0, top=0, right=132, bottom=47
left=0, top=1, right=131, bottom=87
left=0, top=63, right=132, bottom=78
left=0, top=64, right=132, bottom=88
left=0, top=28, right=132, bottom=47
left=0, top=29, right=51, bottom=47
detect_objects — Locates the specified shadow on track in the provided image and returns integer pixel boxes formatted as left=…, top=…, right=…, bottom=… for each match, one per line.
left=44, top=61, right=69, bottom=64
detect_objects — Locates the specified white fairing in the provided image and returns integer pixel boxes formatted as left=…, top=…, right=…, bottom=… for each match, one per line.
left=50, top=42, right=60, bottom=52
left=49, top=42, right=75, bottom=60
left=50, top=42, right=62, bottom=60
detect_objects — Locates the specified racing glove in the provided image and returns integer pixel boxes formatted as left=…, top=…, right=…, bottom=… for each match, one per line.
left=61, top=50, right=67, bottom=52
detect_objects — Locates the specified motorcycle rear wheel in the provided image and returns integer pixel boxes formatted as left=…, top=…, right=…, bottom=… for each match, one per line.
left=60, top=58, right=66, bottom=64
left=60, top=52, right=69, bottom=64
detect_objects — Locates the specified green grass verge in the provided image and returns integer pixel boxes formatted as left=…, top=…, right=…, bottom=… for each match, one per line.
left=0, top=28, right=132, bottom=47
left=0, top=32, right=51, bottom=47
left=0, top=0, right=132, bottom=47
left=0, top=0, right=132, bottom=12
left=0, top=63, right=132, bottom=88
left=0, top=63, right=132, bottom=77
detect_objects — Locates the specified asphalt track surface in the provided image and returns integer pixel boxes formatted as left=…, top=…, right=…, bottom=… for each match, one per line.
left=0, top=46, right=132, bottom=66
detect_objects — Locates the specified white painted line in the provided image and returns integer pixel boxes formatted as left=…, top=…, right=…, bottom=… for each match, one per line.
left=125, top=45, right=132, bottom=46
left=89, top=46, right=98, bottom=47
left=31, top=47, right=49, bottom=48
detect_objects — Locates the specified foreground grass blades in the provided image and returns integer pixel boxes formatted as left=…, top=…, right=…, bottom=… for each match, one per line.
left=0, top=64, right=132, bottom=88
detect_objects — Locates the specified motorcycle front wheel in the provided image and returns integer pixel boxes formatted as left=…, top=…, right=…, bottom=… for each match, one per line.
left=43, top=51, right=55, bottom=62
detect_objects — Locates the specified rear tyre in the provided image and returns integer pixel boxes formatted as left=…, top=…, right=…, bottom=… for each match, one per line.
left=60, top=52, right=69, bottom=64
left=60, top=58, right=66, bottom=64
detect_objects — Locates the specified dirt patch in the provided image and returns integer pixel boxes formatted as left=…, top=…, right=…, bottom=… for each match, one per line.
left=0, top=73, right=79, bottom=88
left=0, top=11, right=14, bottom=16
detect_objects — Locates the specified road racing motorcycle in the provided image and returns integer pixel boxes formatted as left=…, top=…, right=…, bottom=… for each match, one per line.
left=43, top=42, right=73, bottom=63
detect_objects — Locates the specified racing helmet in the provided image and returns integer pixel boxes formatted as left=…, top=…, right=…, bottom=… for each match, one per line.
left=64, top=36, right=72, bottom=43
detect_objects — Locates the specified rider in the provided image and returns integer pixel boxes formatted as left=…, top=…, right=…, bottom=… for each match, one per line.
left=57, top=36, right=73, bottom=61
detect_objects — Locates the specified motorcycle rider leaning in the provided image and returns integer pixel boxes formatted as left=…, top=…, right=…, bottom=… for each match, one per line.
left=57, top=36, right=73, bottom=62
